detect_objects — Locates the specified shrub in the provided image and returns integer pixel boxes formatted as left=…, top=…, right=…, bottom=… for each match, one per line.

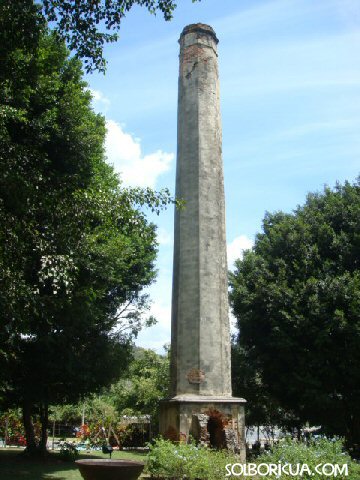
left=258, top=437, right=360, bottom=479
left=146, top=438, right=240, bottom=480
left=59, top=442, right=79, bottom=461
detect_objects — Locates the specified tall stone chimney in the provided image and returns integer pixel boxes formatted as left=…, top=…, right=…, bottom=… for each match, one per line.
left=159, top=24, right=246, bottom=458
left=171, top=23, right=231, bottom=397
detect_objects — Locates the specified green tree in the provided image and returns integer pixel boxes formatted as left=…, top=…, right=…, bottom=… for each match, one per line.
left=44, top=347, right=170, bottom=438
left=230, top=179, right=360, bottom=449
left=110, top=347, right=170, bottom=423
left=6, top=0, right=199, bottom=73
left=231, top=343, right=286, bottom=437
left=0, top=4, right=173, bottom=454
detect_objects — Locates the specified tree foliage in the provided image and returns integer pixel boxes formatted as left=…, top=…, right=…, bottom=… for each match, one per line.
left=41, top=0, right=179, bottom=72
left=0, top=3, right=173, bottom=453
left=10, top=0, right=200, bottom=73
left=230, top=179, right=360, bottom=448
left=110, top=347, right=170, bottom=422
left=231, top=343, right=286, bottom=433
left=45, top=347, right=170, bottom=432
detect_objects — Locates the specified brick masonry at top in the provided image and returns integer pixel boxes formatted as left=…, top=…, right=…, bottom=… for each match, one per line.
left=180, top=23, right=219, bottom=44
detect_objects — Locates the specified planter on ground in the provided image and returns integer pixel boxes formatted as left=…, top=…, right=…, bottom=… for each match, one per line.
left=76, top=459, right=145, bottom=480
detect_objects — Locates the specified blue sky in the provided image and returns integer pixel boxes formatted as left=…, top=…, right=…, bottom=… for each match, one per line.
left=86, top=0, right=360, bottom=352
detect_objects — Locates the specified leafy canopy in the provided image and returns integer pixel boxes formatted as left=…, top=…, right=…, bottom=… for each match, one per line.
left=230, top=179, right=360, bottom=447
left=108, top=347, right=170, bottom=421
left=38, top=0, right=200, bottom=72
left=0, top=2, right=174, bottom=424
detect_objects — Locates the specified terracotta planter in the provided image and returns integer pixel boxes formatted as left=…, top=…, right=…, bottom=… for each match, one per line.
left=75, top=459, right=145, bottom=480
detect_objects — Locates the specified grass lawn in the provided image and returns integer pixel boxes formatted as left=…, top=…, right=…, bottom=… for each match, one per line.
left=0, top=448, right=148, bottom=480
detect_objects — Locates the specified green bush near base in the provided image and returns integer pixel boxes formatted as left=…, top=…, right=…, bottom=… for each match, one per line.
left=147, top=437, right=360, bottom=480
left=258, top=438, right=360, bottom=479
left=146, top=438, right=239, bottom=480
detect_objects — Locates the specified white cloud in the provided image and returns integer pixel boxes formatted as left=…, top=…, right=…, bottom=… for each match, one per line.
left=229, top=312, right=239, bottom=336
left=227, top=235, right=254, bottom=269
left=105, top=119, right=173, bottom=188
left=135, top=302, right=171, bottom=353
left=157, top=228, right=173, bottom=246
left=87, top=88, right=110, bottom=112
left=149, top=303, right=171, bottom=329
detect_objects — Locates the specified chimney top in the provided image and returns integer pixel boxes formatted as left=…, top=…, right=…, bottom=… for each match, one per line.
left=180, top=23, right=218, bottom=44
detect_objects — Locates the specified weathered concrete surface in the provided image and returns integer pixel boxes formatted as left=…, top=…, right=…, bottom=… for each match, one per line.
left=159, top=24, right=246, bottom=458
left=170, top=23, right=231, bottom=398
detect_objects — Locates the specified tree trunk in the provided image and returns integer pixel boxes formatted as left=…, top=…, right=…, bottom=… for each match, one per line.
left=22, top=402, right=37, bottom=453
left=345, top=416, right=360, bottom=457
left=4, top=416, right=9, bottom=447
left=52, top=418, right=56, bottom=450
left=39, top=403, right=49, bottom=453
